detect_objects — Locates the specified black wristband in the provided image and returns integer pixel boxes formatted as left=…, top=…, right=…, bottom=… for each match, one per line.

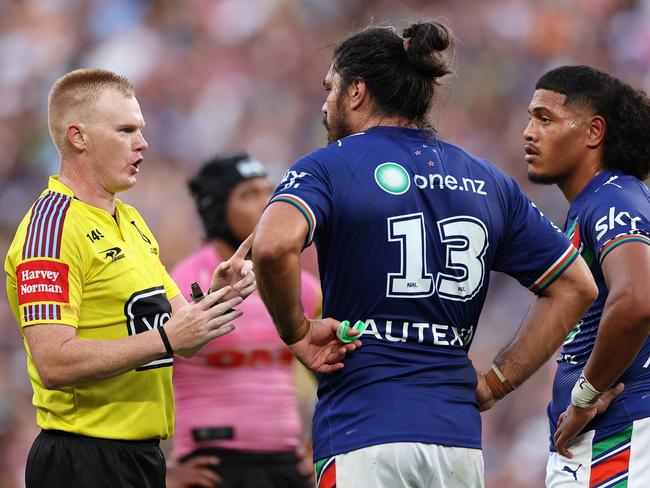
left=158, top=326, right=173, bottom=356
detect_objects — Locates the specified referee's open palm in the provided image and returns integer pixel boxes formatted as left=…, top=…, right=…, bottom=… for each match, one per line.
left=167, top=286, right=243, bottom=358
left=210, top=234, right=256, bottom=302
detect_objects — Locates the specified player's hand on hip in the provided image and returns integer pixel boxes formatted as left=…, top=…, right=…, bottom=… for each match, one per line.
left=554, top=383, right=624, bottom=458
left=210, top=234, right=256, bottom=301
left=166, top=456, right=221, bottom=488
left=288, top=318, right=362, bottom=374
left=475, top=369, right=496, bottom=412
left=165, top=286, right=243, bottom=356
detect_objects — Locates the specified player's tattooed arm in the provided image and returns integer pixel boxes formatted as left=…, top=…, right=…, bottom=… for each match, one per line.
left=253, top=202, right=361, bottom=373
left=253, top=202, right=310, bottom=344
left=485, top=256, right=597, bottom=403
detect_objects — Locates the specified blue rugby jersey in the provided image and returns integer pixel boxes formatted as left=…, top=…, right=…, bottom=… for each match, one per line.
left=270, top=126, right=577, bottom=459
left=548, top=169, right=650, bottom=450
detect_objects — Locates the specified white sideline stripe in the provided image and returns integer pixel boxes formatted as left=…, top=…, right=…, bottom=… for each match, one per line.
left=592, top=441, right=631, bottom=465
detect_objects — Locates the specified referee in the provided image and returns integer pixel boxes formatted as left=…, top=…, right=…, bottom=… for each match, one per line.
left=4, top=69, right=256, bottom=487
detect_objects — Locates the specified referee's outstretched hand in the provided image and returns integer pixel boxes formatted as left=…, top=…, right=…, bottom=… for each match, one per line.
left=289, top=318, right=362, bottom=374
left=166, top=286, right=243, bottom=358
left=210, top=234, right=256, bottom=302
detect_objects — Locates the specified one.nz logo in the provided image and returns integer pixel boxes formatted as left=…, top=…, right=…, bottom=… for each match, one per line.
left=102, top=247, right=125, bottom=262
left=124, top=286, right=172, bottom=370
left=375, top=162, right=411, bottom=195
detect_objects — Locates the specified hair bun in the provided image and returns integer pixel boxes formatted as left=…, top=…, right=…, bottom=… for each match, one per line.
left=402, top=21, right=453, bottom=78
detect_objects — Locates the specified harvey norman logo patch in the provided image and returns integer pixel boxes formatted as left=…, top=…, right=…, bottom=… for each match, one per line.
left=17, top=260, right=69, bottom=305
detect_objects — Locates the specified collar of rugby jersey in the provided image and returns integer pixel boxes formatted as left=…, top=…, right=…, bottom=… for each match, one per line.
left=47, top=175, right=129, bottom=219
left=570, top=169, right=622, bottom=207
left=47, top=175, right=75, bottom=197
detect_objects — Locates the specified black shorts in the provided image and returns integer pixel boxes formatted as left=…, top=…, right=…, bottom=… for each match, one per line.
left=181, top=448, right=311, bottom=488
left=26, top=430, right=165, bottom=488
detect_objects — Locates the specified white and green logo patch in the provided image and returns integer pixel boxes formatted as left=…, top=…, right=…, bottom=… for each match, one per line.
left=563, top=320, right=583, bottom=345
left=374, top=162, right=410, bottom=195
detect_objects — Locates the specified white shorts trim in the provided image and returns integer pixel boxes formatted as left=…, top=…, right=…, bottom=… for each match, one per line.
left=324, top=442, right=484, bottom=488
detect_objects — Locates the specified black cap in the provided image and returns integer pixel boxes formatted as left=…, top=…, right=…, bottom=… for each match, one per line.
left=188, top=153, right=267, bottom=242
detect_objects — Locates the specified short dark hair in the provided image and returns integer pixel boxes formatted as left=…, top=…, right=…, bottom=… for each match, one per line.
left=536, top=65, right=650, bottom=180
left=332, top=21, right=454, bottom=130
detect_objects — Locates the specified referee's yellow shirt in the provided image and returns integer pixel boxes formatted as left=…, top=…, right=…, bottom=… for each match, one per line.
left=5, top=177, right=180, bottom=440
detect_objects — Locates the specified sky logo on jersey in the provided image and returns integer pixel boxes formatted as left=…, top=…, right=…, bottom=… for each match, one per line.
left=17, top=259, right=69, bottom=305
left=594, top=207, right=642, bottom=241
left=375, top=162, right=410, bottom=195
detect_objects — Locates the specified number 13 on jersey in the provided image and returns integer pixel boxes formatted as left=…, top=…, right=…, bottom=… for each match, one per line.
left=387, top=213, right=489, bottom=301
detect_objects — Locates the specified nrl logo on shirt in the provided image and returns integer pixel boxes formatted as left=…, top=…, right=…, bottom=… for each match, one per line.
left=101, top=247, right=125, bottom=262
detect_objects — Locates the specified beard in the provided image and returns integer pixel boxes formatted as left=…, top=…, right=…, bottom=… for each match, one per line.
left=527, top=164, right=572, bottom=186
left=323, top=102, right=354, bottom=144
left=527, top=171, right=560, bottom=185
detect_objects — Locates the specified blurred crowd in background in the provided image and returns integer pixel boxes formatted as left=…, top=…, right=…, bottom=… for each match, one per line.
left=1, top=0, right=649, bottom=486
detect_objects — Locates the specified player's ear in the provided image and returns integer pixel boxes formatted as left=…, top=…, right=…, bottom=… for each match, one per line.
left=348, top=79, right=366, bottom=110
left=586, top=115, right=606, bottom=149
left=66, top=123, right=87, bottom=152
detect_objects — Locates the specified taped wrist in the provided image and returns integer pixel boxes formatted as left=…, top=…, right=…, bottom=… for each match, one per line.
left=571, top=372, right=602, bottom=408
left=484, top=364, right=515, bottom=400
